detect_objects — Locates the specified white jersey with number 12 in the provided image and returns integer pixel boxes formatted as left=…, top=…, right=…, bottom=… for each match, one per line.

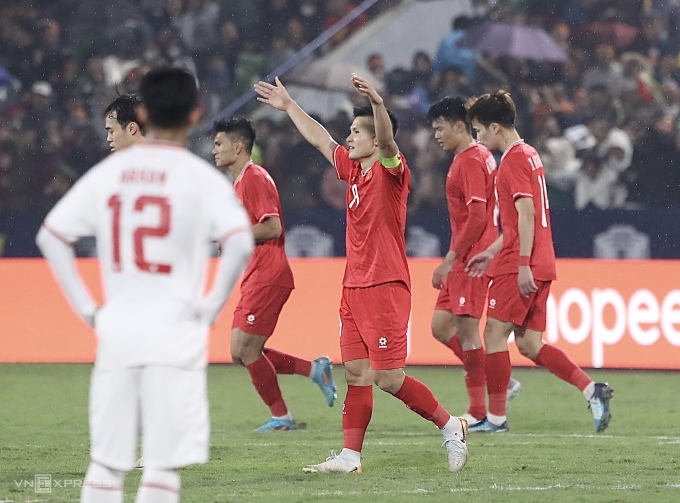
left=44, top=141, right=250, bottom=370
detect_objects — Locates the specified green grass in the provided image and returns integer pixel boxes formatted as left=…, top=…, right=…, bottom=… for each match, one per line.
left=1, top=364, right=679, bottom=502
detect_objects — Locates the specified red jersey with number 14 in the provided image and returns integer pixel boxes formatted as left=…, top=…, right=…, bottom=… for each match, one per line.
left=494, top=140, right=556, bottom=280
left=233, top=161, right=294, bottom=289
left=332, top=145, right=411, bottom=289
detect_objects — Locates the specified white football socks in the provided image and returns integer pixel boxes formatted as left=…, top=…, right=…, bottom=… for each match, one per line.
left=440, top=416, right=465, bottom=441
left=135, top=469, right=180, bottom=503
left=339, top=448, right=361, bottom=467
left=582, top=381, right=595, bottom=400
left=80, top=462, right=124, bottom=503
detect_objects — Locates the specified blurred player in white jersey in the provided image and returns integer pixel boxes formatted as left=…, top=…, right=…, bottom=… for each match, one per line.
left=36, top=67, right=254, bottom=503
left=103, top=94, right=145, bottom=152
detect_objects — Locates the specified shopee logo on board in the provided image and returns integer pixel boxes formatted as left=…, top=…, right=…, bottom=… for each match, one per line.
left=545, top=288, right=680, bottom=368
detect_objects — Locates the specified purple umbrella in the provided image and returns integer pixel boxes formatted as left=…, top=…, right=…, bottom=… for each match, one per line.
left=457, top=22, right=568, bottom=62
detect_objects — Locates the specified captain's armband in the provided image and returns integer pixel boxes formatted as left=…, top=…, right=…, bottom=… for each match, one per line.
left=378, top=152, right=401, bottom=169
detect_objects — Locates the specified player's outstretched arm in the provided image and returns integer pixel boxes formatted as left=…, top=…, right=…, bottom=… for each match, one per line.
left=36, top=226, right=98, bottom=327
left=350, top=73, right=398, bottom=160
left=199, top=230, right=254, bottom=325
left=254, top=77, right=337, bottom=164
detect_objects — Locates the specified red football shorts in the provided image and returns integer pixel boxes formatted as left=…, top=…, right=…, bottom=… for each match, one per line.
left=486, top=273, right=551, bottom=332
left=232, top=284, right=292, bottom=337
left=339, top=281, right=410, bottom=370
left=434, top=269, right=490, bottom=318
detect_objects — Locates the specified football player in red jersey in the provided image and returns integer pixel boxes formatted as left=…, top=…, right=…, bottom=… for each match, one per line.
left=255, top=74, right=468, bottom=473
left=212, top=116, right=337, bottom=431
left=428, top=96, right=524, bottom=428
left=466, top=90, right=613, bottom=433
left=103, top=94, right=145, bottom=153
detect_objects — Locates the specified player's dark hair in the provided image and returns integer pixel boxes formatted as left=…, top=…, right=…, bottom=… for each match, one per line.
left=139, top=67, right=198, bottom=129
left=352, top=106, right=399, bottom=137
left=427, top=97, right=468, bottom=126
left=103, top=94, right=145, bottom=134
left=212, top=116, right=256, bottom=153
left=466, top=90, right=516, bottom=129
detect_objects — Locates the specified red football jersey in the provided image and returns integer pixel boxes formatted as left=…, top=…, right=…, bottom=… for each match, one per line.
left=494, top=141, right=556, bottom=280
left=234, top=161, right=294, bottom=289
left=446, top=142, right=499, bottom=269
left=332, top=145, right=411, bottom=288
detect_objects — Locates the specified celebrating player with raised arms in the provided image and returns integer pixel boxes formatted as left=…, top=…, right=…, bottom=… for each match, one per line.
left=255, top=74, right=469, bottom=474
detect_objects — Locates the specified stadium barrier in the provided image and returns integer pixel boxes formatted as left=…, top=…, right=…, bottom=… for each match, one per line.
left=1, top=258, right=679, bottom=369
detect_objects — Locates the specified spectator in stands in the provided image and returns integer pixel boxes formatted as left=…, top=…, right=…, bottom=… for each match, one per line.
left=2, top=0, right=680, bottom=223
left=581, top=44, right=623, bottom=92
left=573, top=148, right=623, bottom=210
left=431, top=66, right=473, bottom=103
left=366, top=53, right=387, bottom=87
left=433, top=15, right=477, bottom=84
left=324, top=0, right=367, bottom=48
left=625, top=110, right=680, bottom=207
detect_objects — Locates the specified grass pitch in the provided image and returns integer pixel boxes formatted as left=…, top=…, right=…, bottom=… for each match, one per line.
left=1, top=363, right=679, bottom=502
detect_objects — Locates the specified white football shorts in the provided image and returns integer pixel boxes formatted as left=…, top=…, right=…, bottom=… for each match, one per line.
left=89, top=366, right=209, bottom=471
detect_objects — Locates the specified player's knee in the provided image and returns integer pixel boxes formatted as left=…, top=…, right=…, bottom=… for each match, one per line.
left=373, top=369, right=402, bottom=393
left=230, top=349, right=245, bottom=366
left=431, top=322, right=449, bottom=343
left=431, top=315, right=454, bottom=344
left=230, top=342, right=253, bottom=366
left=344, top=363, right=372, bottom=386
left=516, top=341, right=538, bottom=360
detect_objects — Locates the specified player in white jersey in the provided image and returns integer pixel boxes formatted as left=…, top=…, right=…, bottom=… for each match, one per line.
left=36, top=67, right=254, bottom=503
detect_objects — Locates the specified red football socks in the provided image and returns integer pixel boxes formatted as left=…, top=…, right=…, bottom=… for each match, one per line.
left=343, top=385, right=373, bottom=452
left=535, top=344, right=592, bottom=391
left=445, top=335, right=464, bottom=361
left=394, top=375, right=450, bottom=428
left=486, top=351, right=512, bottom=416
left=246, top=355, right=288, bottom=417
left=462, top=348, right=487, bottom=420
left=263, top=348, right=312, bottom=377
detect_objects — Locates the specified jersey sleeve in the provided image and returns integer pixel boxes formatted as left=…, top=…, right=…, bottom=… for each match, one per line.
left=332, top=144, right=352, bottom=181
left=506, top=153, right=533, bottom=200
left=461, top=154, right=489, bottom=205
left=384, top=151, right=407, bottom=179
left=245, top=171, right=281, bottom=224
left=43, top=167, right=99, bottom=242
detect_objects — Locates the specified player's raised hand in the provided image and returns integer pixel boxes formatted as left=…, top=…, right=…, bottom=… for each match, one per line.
left=254, top=77, right=292, bottom=111
left=350, top=73, right=383, bottom=105
left=465, top=250, right=494, bottom=278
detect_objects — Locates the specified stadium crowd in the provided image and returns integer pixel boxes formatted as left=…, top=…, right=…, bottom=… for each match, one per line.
left=1, top=0, right=679, bottom=219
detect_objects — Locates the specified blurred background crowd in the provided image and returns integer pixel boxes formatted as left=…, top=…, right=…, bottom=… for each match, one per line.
left=1, top=0, right=679, bottom=222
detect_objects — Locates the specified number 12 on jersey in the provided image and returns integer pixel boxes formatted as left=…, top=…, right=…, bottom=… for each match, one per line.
left=107, top=194, right=172, bottom=274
